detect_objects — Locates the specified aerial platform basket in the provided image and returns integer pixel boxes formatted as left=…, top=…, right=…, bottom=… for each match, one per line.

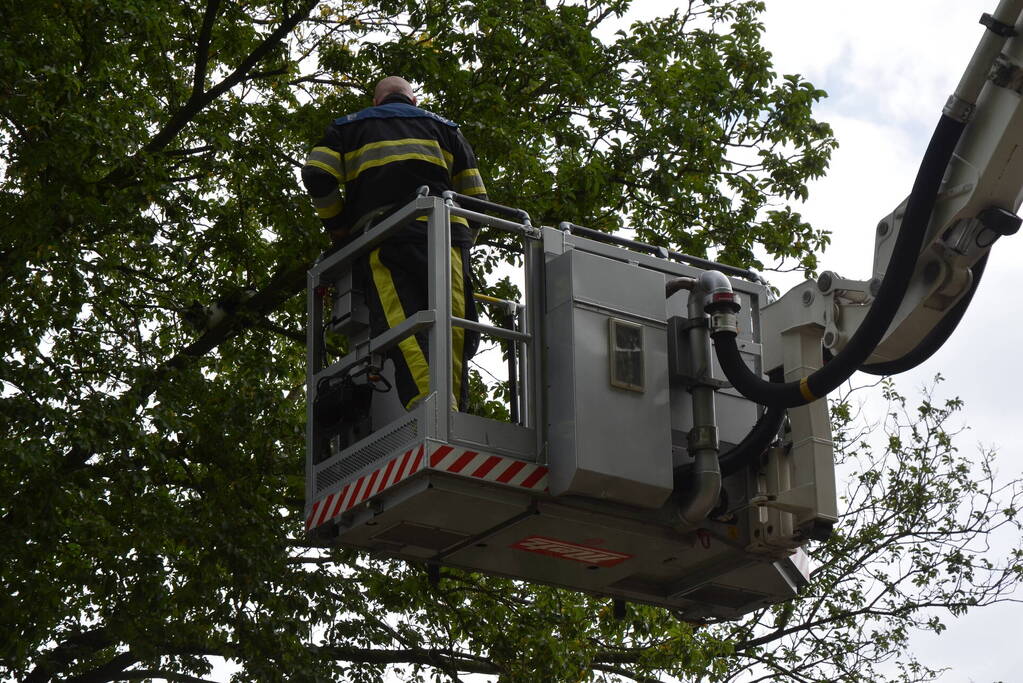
left=305, top=194, right=834, bottom=620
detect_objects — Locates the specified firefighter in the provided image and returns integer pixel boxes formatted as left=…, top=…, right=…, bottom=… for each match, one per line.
left=301, top=76, right=487, bottom=411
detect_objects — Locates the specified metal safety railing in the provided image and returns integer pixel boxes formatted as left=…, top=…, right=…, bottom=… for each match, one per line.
left=306, top=192, right=543, bottom=468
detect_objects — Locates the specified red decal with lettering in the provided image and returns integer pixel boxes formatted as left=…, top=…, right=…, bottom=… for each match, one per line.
left=510, top=535, right=632, bottom=567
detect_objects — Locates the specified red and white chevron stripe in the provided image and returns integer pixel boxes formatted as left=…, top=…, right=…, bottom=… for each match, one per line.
left=429, top=445, right=549, bottom=491
left=306, top=443, right=549, bottom=532
left=306, top=444, right=426, bottom=530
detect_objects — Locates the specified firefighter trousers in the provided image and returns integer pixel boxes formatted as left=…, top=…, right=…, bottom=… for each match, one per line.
left=359, top=240, right=479, bottom=411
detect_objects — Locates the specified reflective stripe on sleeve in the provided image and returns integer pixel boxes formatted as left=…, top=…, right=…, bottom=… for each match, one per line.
left=304, top=146, right=343, bottom=180
left=453, top=168, right=487, bottom=196
left=311, top=188, right=343, bottom=219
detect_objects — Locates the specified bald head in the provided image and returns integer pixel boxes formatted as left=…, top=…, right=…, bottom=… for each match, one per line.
left=373, top=76, right=417, bottom=106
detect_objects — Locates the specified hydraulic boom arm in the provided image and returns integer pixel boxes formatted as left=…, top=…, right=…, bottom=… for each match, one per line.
left=716, top=1, right=1023, bottom=407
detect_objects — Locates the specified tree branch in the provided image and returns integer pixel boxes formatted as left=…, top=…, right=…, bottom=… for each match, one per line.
left=110, top=671, right=217, bottom=683
left=63, top=652, right=139, bottom=683
left=24, top=627, right=115, bottom=683
left=103, top=0, right=319, bottom=186
left=192, top=0, right=222, bottom=98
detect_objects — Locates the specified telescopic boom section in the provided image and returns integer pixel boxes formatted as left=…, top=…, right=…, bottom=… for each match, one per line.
left=714, top=1, right=1023, bottom=409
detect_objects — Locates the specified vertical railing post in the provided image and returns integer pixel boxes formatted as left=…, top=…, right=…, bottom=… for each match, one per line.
left=523, top=235, right=543, bottom=437
left=427, top=197, right=453, bottom=440
left=306, top=266, right=323, bottom=504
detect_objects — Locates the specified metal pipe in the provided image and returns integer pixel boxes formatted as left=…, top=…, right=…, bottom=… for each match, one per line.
left=666, top=276, right=697, bottom=297
left=442, top=190, right=532, bottom=225
left=676, top=271, right=730, bottom=526
left=449, top=206, right=539, bottom=238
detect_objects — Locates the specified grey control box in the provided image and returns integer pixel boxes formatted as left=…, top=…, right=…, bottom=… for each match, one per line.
left=544, top=249, right=673, bottom=508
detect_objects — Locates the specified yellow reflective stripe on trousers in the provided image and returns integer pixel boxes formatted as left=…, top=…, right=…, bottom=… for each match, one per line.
left=369, top=248, right=431, bottom=408
left=450, top=247, right=466, bottom=404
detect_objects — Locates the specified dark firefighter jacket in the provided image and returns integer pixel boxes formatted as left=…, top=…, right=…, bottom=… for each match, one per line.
left=301, top=95, right=488, bottom=246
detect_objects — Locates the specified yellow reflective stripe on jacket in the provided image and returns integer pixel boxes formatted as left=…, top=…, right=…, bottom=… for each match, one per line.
left=369, top=248, right=431, bottom=408
left=453, top=168, right=487, bottom=196
left=344, top=138, right=452, bottom=182
left=311, top=188, right=343, bottom=219
left=304, top=146, right=343, bottom=180
left=315, top=201, right=343, bottom=220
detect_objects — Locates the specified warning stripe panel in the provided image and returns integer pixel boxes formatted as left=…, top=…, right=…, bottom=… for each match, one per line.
left=306, top=444, right=426, bottom=530
left=471, top=455, right=502, bottom=479
left=306, top=443, right=549, bottom=532
left=447, top=450, right=479, bottom=473
left=429, top=445, right=454, bottom=467
left=429, top=444, right=549, bottom=492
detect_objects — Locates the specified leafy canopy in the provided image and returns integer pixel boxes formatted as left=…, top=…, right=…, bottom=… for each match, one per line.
left=6, top=1, right=1011, bottom=683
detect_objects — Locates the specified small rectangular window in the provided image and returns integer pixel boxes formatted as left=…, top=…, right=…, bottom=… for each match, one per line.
left=609, top=318, right=644, bottom=392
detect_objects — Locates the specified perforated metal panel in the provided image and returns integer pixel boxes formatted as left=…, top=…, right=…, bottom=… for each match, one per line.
left=314, top=417, right=419, bottom=496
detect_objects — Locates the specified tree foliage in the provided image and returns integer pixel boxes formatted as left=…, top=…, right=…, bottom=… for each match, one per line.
left=2, top=0, right=1019, bottom=681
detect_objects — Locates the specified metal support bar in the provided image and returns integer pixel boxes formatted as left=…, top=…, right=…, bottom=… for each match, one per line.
left=442, top=190, right=532, bottom=225
left=312, top=196, right=437, bottom=283
left=305, top=270, right=322, bottom=501
left=449, top=206, right=541, bottom=239
left=314, top=311, right=436, bottom=383
left=523, top=237, right=543, bottom=434
left=452, top=315, right=531, bottom=343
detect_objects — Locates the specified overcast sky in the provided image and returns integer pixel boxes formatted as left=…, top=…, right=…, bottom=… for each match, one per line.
left=756, top=2, right=1023, bottom=680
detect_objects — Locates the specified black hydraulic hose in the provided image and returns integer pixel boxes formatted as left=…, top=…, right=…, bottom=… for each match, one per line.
left=860, top=252, right=988, bottom=375
left=713, top=113, right=967, bottom=408
left=719, top=404, right=786, bottom=477
left=672, top=406, right=785, bottom=488
left=672, top=372, right=786, bottom=486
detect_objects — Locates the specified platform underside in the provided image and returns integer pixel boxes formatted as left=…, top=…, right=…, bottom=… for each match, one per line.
left=307, top=439, right=806, bottom=620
